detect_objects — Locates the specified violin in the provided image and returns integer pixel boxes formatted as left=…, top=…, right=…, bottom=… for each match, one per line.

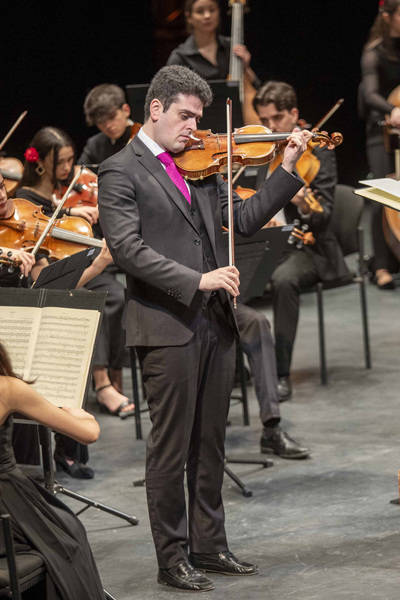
left=53, top=166, right=98, bottom=209
left=0, top=199, right=103, bottom=262
left=228, top=0, right=260, bottom=126
left=174, top=125, right=343, bottom=180
left=0, top=157, right=24, bottom=197
left=268, top=143, right=324, bottom=213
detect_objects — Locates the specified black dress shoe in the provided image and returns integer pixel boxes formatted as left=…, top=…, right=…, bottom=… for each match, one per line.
left=277, top=376, right=292, bottom=401
left=54, top=453, right=94, bottom=479
left=158, top=560, right=214, bottom=591
left=260, top=426, right=310, bottom=459
left=189, top=551, right=259, bottom=576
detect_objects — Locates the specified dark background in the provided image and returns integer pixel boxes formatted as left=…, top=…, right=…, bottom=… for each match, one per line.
left=2, top=1, right=378, bottom=185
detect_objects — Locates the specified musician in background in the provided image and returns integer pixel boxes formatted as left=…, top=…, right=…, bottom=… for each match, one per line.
left=166, top=0, right=259, bottom=86
left=361, top=0, right=400, bottom=289
left=78, top=84, right=134, bottom=170
left=13, top=128, right=134, bottom=478
left=254, top=81, right=347, bottom=400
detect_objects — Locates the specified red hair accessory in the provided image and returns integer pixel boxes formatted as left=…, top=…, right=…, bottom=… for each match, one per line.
left=24, top=147, right=39, bottom=163
left=379, top=0, right=385, bottom=7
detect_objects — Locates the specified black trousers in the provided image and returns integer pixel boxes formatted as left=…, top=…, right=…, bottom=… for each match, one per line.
left=271, top=250, right=319, bottom=378
left=366, top=136, right=399, bottom=273
left=136, top=296, right=236, bottom=569
left=235, top=302, right=280, bottom=426
left=84, top=269, right=128, bottom=369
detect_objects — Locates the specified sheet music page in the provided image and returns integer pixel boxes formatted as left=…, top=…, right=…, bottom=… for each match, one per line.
left=0, top=306, right=42, bottom=378
left=29, top=307, right=100, bottom=408
left=359, top=178, right=400, bottom=197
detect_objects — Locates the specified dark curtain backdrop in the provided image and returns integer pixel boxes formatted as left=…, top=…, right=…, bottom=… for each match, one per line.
left=2, top=1, right=378, bottom=185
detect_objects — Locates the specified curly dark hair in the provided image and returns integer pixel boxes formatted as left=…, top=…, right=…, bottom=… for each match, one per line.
left=144, top=65, right=213, bottom=122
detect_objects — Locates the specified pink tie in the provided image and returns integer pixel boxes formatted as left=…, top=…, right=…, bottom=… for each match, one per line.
left=157, top=151, right=191, bottom=204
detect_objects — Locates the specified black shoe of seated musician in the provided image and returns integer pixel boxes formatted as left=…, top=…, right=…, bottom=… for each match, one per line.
left=277, top=376, right=292, bottom=401
left=157, top=560, right=215, bottom=591
left=260, top=426, right=310, bottom=459
left=189, top=551, right=259, bottom=576
left=54, top=452, right=94, bottom=479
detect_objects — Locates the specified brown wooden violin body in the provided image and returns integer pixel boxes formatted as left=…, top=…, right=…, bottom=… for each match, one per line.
left=174, top=125, right=343, bottom=181
left=0, top=157, right=23, bottom=197
left=0, top=199, right=102, bottom=262
left=53, top=166, right=98, bottom=209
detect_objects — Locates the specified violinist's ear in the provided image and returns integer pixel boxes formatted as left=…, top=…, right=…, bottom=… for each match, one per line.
left=382, top=11, right=391, bottom=25
left=149, top=99, right=163, bottom=122
left=122, top=103, right=131, bottom=118
left=289, top=107, right=299, bottom=126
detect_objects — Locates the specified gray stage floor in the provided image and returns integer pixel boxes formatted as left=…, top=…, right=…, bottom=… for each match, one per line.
left=53, top=272, right=400, bottom=600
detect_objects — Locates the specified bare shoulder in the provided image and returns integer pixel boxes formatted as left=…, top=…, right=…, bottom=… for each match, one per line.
left=0, top=376, right=29, bottom=407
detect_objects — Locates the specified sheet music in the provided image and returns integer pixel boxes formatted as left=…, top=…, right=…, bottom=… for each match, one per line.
left=30, top=307, right=100, bottom=408
left=0, top=306, right=41, bottom=378
left=359, top=178, right=400, bottom=197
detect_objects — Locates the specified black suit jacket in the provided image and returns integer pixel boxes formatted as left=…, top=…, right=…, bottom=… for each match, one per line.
left=256, top=146, right=349, bottom=281
left=98, top=136, right=303, bottom=347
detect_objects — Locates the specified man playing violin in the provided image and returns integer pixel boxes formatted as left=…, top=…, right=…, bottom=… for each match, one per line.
left=78, top=84, right=134, bottom=170
left=254, top=81, right=348, bottom=401
left=98, top=65, right=313, bottom=592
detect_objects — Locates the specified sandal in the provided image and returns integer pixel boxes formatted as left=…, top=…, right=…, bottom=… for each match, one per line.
left=95, top=384, right=136, bottom=420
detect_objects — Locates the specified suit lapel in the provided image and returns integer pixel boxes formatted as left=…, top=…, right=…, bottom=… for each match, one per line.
left=130, top=139, right=200, bottom=235
left=192, top=184, right=217, bottom=259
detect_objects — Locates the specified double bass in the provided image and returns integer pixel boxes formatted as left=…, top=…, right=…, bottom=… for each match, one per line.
left=228, top=0, right=260, bottom=125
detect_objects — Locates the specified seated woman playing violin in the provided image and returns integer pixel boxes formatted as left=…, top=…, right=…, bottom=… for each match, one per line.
left=253, top=81, right=348, bottom=400
left=78, top=84, right=135, bottom=170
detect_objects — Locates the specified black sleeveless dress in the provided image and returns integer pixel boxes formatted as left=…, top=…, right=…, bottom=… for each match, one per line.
left=0, top=416, right=105, bottom=600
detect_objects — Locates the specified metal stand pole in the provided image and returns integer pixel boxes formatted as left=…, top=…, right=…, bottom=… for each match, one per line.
left=38, top=424, right=138, bottom=525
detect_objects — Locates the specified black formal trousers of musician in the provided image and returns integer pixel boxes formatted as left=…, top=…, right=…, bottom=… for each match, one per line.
left=97, top=135, right=303, bottom=569
left=235, top=302, right=280, bottom=425
left=256, top=146, right=348, bottom=377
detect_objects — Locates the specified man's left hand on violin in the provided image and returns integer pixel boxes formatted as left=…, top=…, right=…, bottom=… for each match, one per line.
left=281, top=128, right=314, bottom=175
left=291, top=186, right=311, bottom=214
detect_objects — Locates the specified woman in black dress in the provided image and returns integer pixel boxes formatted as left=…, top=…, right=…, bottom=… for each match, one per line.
left=361, top=0, right=400, bottom=288
left=167, top=0, right=259, bottom=85
left=0, top=340, right=106, bottom=599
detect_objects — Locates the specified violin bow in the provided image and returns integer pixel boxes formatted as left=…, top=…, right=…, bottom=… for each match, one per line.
left=0, top=111, right=28, bottom=153
left=21, top=166, right=85, bottom=280
left=226, top=99, right=237, bottom=309
left=313, top=99, right=344, bottom=131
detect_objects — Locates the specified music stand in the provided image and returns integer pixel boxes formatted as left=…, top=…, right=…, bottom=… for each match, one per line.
left=33, top=248, right=97, bottom=290
left=1, top=287, right=138, bottom=526
left=224, top=225, right=295, bottom=302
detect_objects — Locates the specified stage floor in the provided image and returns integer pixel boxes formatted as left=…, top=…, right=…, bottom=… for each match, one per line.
left=51, top=271, right=400, bottom=600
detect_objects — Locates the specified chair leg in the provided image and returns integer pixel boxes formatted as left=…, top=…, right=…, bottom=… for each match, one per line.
left=358, top=279, right=372, bottom=369
left=357, top=227, right=372, bottom=369
left=237, top=345, right=250, bottom=426
left=317, top=283, right=328, bottom=385
left=1, top=515, right=22, bottom=600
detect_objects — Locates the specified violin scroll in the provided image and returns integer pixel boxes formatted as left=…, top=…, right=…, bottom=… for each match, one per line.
left=310, top=128, right=343, bottom=150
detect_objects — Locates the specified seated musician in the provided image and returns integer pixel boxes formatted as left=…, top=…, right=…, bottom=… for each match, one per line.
left=166, top=0, right=259, bottom=86
left=78, top=84, right=134, bottom=170
left=13, top=128, right=134, bottom=478
left=253, top=81, right=348, bottom=400
left=0, top=340, right=107, bottom=599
